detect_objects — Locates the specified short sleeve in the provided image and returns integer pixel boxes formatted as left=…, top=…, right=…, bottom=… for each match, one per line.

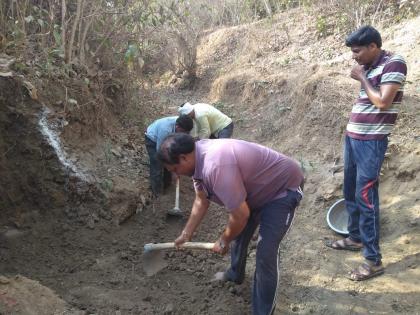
left=381, top=55, right=407, bottom=85
left=193, top=179, right=204, bottom=192
left=210, top=164, right=247, bottom=211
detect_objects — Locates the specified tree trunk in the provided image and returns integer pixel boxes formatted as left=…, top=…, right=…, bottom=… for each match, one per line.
left=61, top=0, right=67, bottom=62
left=79, top=4, right=100, bottom=65
left=261, top=0, right=272, bottom=17
left=67, top=0, right=83, bottom=64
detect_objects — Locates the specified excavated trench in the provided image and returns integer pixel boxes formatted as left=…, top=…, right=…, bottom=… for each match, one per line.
left=0, top=77, right=252, bottom=314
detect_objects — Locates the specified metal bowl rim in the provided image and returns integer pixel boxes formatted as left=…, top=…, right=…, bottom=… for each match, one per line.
left=326, top=198, right=348, bottom=235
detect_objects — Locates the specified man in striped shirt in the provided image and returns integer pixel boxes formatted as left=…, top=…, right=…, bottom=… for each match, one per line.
left=326, top=26, right=407, bottom=281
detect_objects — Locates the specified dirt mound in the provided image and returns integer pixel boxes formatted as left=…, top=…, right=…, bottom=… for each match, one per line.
left=0, top=275, right=82, bottom=314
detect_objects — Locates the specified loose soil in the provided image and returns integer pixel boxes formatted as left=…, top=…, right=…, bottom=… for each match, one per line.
left=1, top=11, right=419, bottom=315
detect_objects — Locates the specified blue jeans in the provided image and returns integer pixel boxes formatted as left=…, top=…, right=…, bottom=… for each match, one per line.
left=343, top=135, right=388, bottom=265
left=225, top=190, right=302, bottom=315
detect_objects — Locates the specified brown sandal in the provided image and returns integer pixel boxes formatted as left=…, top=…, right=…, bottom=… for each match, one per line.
left=325, top=238, right=363, bottom=251
left=347, top=261, right=384, bottom=281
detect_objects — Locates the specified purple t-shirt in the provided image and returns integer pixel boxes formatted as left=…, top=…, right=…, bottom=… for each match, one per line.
left=193, top=139, right=304, bottom=211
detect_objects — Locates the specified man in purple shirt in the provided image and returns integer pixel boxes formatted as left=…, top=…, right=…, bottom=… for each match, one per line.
left=325, top=26, right=407, bottom=281
left=157, top=133, right=304, bottom=315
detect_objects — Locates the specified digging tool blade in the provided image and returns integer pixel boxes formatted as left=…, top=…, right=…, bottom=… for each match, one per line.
left=142, top=242, right=214, bottom=276
left=143, top=250, right=168, bottom=277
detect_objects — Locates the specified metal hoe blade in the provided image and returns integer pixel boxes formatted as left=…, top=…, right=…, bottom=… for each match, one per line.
left=142, top=242, right=214, bottom=276
left=142, top=250, right=168, bottom=277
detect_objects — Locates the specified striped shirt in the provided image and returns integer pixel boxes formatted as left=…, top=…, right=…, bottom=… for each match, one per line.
left=346, top=51, right=407, bottom=140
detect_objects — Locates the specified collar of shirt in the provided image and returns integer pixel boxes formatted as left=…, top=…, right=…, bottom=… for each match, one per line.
left=365, top=50, right=386, bottom=71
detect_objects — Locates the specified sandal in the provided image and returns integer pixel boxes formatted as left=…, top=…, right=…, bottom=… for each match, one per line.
left=325, top=238, right=363, bottom=251
left=347, top=261, right=384, bottom=281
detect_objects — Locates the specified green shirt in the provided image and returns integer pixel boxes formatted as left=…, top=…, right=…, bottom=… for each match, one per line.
left=192, top=103, right=232, bottom=139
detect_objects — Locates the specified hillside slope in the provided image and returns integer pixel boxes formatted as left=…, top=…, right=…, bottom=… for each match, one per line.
left=158, top=11, right=420, bottom=314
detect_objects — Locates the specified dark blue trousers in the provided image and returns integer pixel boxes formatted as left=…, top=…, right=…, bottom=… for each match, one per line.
left=217, top=122, right=234, bottom=138
left=343, top=135, right=388, bottom=264
left=226, top=190, right=302, bottom=315
left=144, top=135, right=171, bottom=196
left=210, top=122, right=234, bottom=139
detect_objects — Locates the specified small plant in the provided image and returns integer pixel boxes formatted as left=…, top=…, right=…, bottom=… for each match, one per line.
left=100, top=178, right=113, bottom=192
left=395, top=0, right=420, bottom=21
left=103, top=140, right=113, bottom=164
left=316, top=15, right=328, bottom=38
left=298, top=157, right=316, bottom=173
left=124, top=43, right=143, bottom=72
left=212, top=101, right=226, bottom=110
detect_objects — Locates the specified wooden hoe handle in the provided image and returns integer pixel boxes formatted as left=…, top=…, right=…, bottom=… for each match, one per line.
left=144, top=242, right=214, bottom=253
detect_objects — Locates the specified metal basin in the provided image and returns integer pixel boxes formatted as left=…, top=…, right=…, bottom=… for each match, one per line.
left=326, top=198, right=349, bottom=235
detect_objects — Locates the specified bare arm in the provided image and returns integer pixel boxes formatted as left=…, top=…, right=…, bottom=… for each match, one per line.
left=351, top=65, right=401, bottom=110
left=213, top=201, right=250, bottom=255
left=174, top=189, right=210, bottom=246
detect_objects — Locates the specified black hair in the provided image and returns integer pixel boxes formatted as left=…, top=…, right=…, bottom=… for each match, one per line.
left=176, top=114, right=193, bottom=132
left=345, top=26, right=382, bottom=48
left=157, top=133, right=195, bottom=165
